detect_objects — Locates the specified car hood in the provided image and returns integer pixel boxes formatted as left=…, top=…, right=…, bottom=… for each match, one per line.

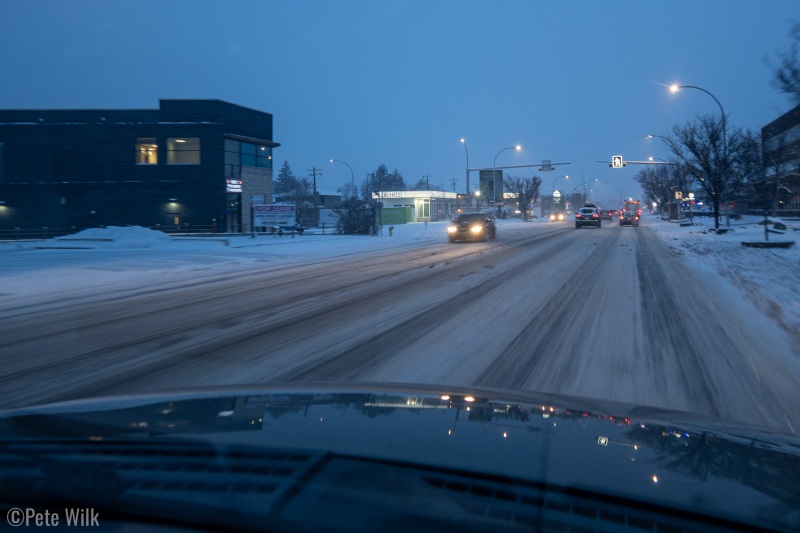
left=1, top=383, right=798, bottom=532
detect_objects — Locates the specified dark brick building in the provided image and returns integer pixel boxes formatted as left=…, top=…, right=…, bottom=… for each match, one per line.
left=0, top=99, right=279, bottom=233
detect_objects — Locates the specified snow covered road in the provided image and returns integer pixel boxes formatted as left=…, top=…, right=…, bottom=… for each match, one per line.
left=1, top=219, right=798, bottom=433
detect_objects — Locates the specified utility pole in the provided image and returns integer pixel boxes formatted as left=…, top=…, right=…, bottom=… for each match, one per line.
left=422, top=174, right=431, bottom=189
left=308, top=167, right=322, bottom=227
left=450, top=177, right=457, bottom=193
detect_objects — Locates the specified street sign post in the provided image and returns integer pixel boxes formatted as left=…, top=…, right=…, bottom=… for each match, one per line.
left=611, top=155, right=624, bottom=168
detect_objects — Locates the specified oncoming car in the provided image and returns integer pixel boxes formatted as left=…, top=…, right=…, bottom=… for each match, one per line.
left=549, top=212, right=565, bottom=222
left=575, top=207, right=601, bottom=228
left=447, top=213, right=496, bottom=242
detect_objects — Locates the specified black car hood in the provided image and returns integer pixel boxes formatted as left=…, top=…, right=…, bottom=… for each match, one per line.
left=1, top=383, right=798, bottom=532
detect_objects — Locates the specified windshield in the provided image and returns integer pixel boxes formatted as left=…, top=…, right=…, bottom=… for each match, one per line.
left=454, top=214, right=486, bottom=223
left=1, top=1, right=799, bottom=531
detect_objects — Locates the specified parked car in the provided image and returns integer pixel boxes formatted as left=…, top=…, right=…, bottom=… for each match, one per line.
left=447, top=212, right=496, bottom=242
left=575, top=207, right=602, bottom=228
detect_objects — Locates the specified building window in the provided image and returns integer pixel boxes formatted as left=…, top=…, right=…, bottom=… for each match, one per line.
left=257, top=145, right=272, bottom=169
left=167, top=137, right=201, bottom=165
left=224, top=138, right=272, bottom=172
left=224, top=139, right=241, bottom=178
left=241, top=141, right=257, bottom=167
left=135, top=138, right=158, bottom=164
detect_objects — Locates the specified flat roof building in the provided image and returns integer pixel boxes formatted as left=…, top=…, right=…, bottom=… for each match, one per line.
left=762, top=103, right=800, bottom=214
left=0, top=99, right=279, bottom=234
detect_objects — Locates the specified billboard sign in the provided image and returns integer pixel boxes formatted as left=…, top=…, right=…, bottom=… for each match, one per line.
left=253, top=204, right=296, bottom=227
left=479, top=169, right=503, bottom=201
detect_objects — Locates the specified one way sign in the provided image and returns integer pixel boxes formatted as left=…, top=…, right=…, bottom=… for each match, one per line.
left=611, top=155, right=625, bottom=168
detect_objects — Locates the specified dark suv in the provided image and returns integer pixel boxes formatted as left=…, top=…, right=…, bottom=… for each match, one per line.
left=620, top=211, right=640, bottom=227
left=447, top=213, right=496, bottom=242
left=575, top=207, right=602, bottom=228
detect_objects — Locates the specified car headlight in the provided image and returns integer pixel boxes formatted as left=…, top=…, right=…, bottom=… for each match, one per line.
left=549, top=214, right=555, bottom=221
left=447, top=226, right=457, bottom=233
left=470, top=225, right=483, bottom=234
left=558, top=214, right=565, bottom=221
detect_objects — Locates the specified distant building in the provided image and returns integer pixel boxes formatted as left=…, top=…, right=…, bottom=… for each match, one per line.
left=0, top=99, right=279, bottom=233
left=762, top=103, right=800, bottom=214
left=371, top=190, right=458, bottom=223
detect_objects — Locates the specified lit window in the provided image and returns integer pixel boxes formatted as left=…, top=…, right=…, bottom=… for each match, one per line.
left=257, top=145, right=272, bottom=169
left=135, top=138, right=158, bottom=164
left=167, top=137, right=200, bottom=165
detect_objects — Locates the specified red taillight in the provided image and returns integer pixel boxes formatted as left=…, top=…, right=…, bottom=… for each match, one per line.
left=592, top=214, right=598, bottom=218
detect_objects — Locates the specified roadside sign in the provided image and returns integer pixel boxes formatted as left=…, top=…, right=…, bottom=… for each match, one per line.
left=611, top=155, right=624, bottom=169
left=539, top=159, right=554, bottom=171
left=253, top=204, right=296, bottom=227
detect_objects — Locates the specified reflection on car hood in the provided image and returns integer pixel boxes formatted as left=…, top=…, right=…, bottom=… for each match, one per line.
left=1, top=383, right=798, bottom=532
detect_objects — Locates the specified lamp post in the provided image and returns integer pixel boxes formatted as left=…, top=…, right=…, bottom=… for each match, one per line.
left=460, top=138, right=470, bottom=207
left=646, top=133, right=669, bottom=142
left=668, top=84, right=727, bottom=155
left=493, top=145, right=522, bottom=167
left=329, top=159, right=355, bottom=196
left=669, top=84, right=728, bottom=226
left=492, top=145, right=521, bottom=204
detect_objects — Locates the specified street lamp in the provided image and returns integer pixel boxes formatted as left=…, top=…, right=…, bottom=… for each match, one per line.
left=492, top=145, right=521, bottom=204
left=329, top=159, right=355, bottom=195
left=668, top=84, right=727, bottom=154
left=493, top=145, right=522, bottom=168
left=648, top=156, right=667, bottom=162
left=669, top=83, right=730, bottom=226
left=460, top=138, right=470, bottom=202
left=646, top=133, right=669, bottom=142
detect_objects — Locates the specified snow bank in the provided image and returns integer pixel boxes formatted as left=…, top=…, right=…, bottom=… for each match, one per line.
left=55, top=226, right=173, bottom=248
left=648, top=216, right=799, bottom=343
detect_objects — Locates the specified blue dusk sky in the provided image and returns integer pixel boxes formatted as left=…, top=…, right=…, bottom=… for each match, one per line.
left=1, top=1, right=796, bottom=204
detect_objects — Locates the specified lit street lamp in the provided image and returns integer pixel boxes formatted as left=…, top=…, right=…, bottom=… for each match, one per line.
left=492, top=145, right=521, bottom=204
left=668, top=84, right=727, bottom=155
left=329, top=159, right=354, bottom=193
left=669, top=83, right=729, bottom=226
left=646, top=133, right=669, bottom=143
left=460, top=138, right=470, bottom=201
left=493, top=145, right=522, bottom=168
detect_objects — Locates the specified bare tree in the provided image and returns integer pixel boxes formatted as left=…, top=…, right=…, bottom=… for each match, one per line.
left=770, top=21, right=800, bottom=105
left=410, top=177, right=441, bottom=191
left=666, top=116, right=729, bottom=228
left=666, top=116, right=761, bottom=228
left=505, top=175, right=542, bottom=220
left=633, top=164, right=673, bottom=215
left=337, top=182, right=359, bottom=200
